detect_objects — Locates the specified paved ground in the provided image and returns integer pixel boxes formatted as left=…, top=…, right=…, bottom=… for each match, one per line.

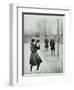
left=24, top=43, right=63, bottom=74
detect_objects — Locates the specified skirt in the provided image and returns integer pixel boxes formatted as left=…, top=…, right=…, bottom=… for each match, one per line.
left=51, top=46, right=55, bottom=50
left=45, top=44, right=49, bottom=48
left=30, top=52, right=42, bottom=66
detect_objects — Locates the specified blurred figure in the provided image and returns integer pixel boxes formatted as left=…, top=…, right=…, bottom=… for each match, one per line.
left=35, top=39, right=42, bottom=71
left=30, top=38, right=36, bottom=72
left=50, top=39, right=55, bottom=56
left=29, top=38, right=42, bottom=72
left=44, top=38, right=49, bottom=51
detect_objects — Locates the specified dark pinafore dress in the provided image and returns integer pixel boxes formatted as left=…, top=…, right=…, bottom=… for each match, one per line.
left=50, top=39, right=55, bottom=50
left=44, top=39, right=49, bottom=49
left=30, top=43, right=42, bottom=66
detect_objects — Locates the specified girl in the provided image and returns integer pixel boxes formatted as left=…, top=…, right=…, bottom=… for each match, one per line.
left=29, top=39, right=42, bottom=72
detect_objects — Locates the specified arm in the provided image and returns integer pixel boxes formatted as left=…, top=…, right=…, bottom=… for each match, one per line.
left=30, top=44, right=34, bottom=52
left=36, top=43, right=40, bottom=49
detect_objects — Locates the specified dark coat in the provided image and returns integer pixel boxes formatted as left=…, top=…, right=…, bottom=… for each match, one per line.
left=30, top=43, right=42, bottom=66
left=50, top=39, right=55, bottom=50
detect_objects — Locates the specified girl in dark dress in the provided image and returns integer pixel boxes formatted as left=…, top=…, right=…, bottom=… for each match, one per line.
left=30, top=39, right=42, bottom=72
left=44, top=38, right=49, bottom=51
left=30, top=38, right=36, bottom=71
left=35, top=39, right=42, bottom=71
left=50, top=39, right=55, bottom=56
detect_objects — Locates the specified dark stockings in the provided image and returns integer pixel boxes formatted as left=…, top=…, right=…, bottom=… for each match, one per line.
left=30, top=64, right=40, bottom=71
left=30, top=65, right=33, bottom=71
left=37, top=63, right=40, bottom=70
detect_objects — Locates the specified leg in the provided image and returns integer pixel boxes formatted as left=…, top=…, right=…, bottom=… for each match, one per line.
left=47, top=48, right=49, bottom=51
left=52, top=50, right=54, bottom=56
left=37, top=63, right=40, bottom=70
left=54, top=49, right=55, bottom=56
left=45, top=48, right=46, bottom=52
left=46, top=48, right=47, bottom=51
left=51, top=50, right=53, bottom=55
left=46, top=48, right=48, bottom=51
left=30, top=64, right=33, bottom=71
left=45, top=48, right=46, bottom=51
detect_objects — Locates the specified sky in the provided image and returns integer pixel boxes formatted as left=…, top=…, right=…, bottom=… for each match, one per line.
left=24, top=15, right=64, bottom=35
